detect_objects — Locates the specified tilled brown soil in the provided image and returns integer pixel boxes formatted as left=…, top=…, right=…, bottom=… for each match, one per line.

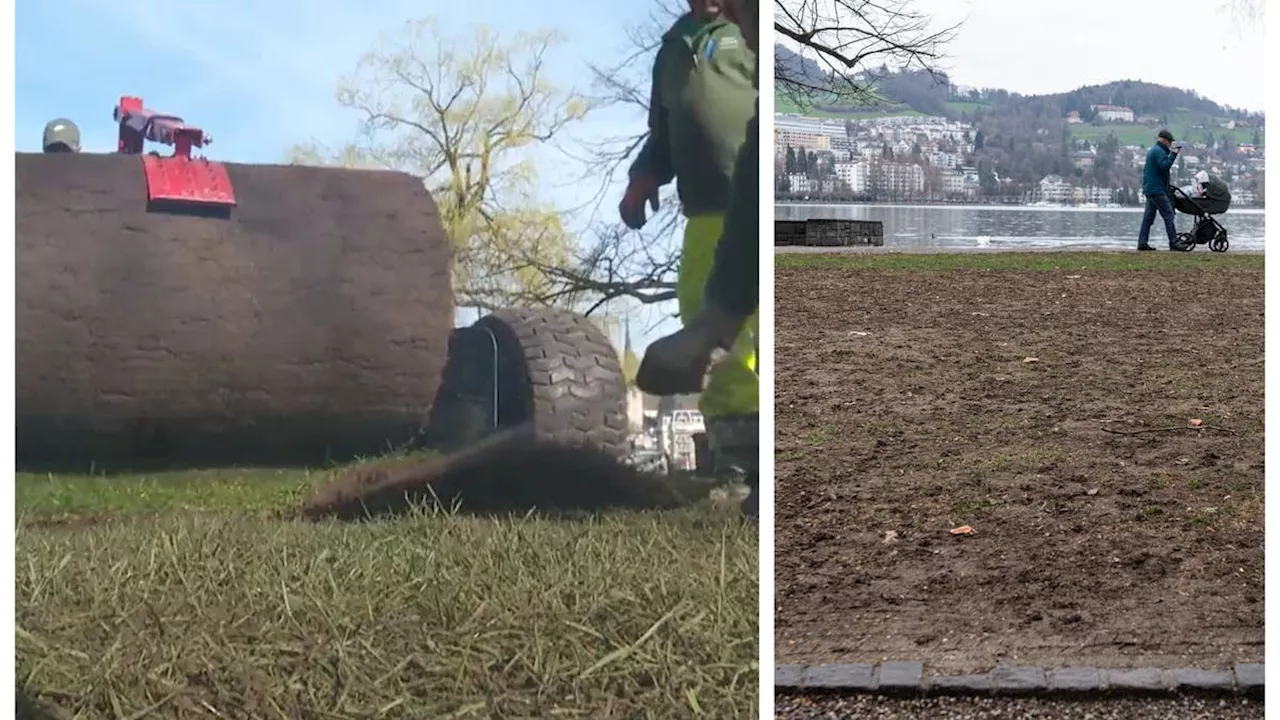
left=775, top=265, right=1263, bottom=673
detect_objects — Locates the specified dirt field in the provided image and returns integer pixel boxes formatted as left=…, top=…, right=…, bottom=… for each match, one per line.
left=16, top=462, right=758, bottom=719
left=775, top=252, right=1264, bottom=674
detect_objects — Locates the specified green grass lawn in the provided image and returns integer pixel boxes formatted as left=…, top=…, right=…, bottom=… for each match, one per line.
left=16, top=468, right=759, bottom=719
left=16, top=468, right=317, bottom=520
left=1070, top=124, right=1172, bottom=145
left=943, top=101, right=991, bottom=115
left=1071, top=117, right=1262, bottom=147
left=776, top=250, right=1265, bottom=273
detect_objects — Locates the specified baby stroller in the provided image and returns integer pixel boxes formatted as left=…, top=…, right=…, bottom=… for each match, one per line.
left=1169, top=171, right=1231, bottom=253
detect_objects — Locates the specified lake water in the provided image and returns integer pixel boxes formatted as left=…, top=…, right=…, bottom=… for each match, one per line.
left=776, top=203, right=1267, bottom=252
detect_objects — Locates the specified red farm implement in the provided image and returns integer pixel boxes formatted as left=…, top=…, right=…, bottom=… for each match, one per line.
left=114, top=95, right=236, bottom=209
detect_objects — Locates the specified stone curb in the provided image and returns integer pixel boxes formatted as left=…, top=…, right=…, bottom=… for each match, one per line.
left=775, top=662, right=1263, bottom=699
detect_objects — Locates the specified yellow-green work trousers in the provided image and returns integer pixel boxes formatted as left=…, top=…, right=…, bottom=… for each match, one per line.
left=678, top=213, right=759, bottom=419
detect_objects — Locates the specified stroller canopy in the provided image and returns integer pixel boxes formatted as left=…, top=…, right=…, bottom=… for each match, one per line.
left=1175, top=173, right=1231, bottom=216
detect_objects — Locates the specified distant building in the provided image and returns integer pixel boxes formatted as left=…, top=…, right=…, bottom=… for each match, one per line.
left=786, top=173, right=812, bottom=194
left=871, top=161, right=925, bottom=197
left=776, top=127, right=831, bottom=152
left=775, top=114, right=849, bottom=152
left=1066, top=110, right=1083, bottom=124
left=833, top=162, right=869, bottom=194
left=940, top=169, right=970, bottom=197
left=1071, top=150, right=1097, bottom=170
left=1090, top=104, right=1135, bottom=123
left=927, top=150, right=960, bottom=168
left=828, top=136, right=854, bottom=153
left=1038, top=174, right=1073, bottom=204
left=1081, top=186, right=1116, bottom=204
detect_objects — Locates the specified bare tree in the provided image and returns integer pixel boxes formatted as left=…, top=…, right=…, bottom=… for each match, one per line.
left=774, top=0, right=960, bottom=104
left=291, top=4, right=725, bottom=324
left=1225, top=0, right=1264, bottom=28
left=288, top=19, right=590, bottom=312
left=526, top=222, right=683, bottom=315
left=533, top=0, right=693, bottom=321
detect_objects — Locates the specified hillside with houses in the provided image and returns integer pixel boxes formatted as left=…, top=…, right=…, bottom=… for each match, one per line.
left=774, top=60, right=1265, bottom=207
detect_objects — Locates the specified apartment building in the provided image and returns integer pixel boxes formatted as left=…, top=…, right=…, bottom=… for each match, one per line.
left=832, top=161, right=869, bottom=194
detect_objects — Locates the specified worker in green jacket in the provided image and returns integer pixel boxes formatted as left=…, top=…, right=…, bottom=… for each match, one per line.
left=633, top=0, right=760, bottom=516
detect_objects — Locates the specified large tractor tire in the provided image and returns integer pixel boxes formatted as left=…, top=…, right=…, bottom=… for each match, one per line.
left=475, top=308, right=629, bottom=459
left=16, top=152, right=453, bottom=470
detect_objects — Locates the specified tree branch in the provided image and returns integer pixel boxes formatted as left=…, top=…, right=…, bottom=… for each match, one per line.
left=775, top=0, right=961, bottom=106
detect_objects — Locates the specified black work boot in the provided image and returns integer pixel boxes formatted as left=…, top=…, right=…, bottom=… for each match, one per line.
left=705, top=414, right=759, bottom=520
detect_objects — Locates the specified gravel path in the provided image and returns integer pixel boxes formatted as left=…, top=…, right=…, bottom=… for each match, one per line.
left=776, top=693, right=1264, bottom=719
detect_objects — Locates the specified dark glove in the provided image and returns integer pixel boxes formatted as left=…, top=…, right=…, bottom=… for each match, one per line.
left=636, top=305, right=746, bottom=396
left=619, top=174, right=660, bottom=230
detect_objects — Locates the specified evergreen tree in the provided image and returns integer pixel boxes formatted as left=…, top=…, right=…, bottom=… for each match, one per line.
left=785, top=146, right=797, bottom=173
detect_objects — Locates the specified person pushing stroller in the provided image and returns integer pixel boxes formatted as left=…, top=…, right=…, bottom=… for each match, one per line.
left=1137, top=129, right=1183, bottom=251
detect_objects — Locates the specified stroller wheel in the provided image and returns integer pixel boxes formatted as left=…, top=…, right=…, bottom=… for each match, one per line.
left=1174, top=233, right=1195, bottom=252
left=1210, top=235, right=1229, bottom=253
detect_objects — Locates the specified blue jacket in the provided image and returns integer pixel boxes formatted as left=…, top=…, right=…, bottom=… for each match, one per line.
left=1142, top=142, right=1177, bottom=196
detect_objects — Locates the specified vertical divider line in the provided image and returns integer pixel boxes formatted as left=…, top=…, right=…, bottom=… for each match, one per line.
left=1261, top=0, right=1277, bottom=703
left=757, top=7, right=777, bottom=717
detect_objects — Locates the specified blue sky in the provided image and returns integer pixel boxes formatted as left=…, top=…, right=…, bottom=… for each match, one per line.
left=15, top=0, right=684, bottom=348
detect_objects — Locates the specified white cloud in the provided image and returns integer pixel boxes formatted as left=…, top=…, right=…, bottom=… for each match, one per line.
left=779, top=0, right=1265, bottom=111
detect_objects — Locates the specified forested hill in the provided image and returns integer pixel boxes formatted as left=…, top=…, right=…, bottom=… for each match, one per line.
left=889, top=69, right=1255, bottom=122
left=775, top=53, right=1264, bottom=200
left=774, top=55, right=1264, bottom=142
